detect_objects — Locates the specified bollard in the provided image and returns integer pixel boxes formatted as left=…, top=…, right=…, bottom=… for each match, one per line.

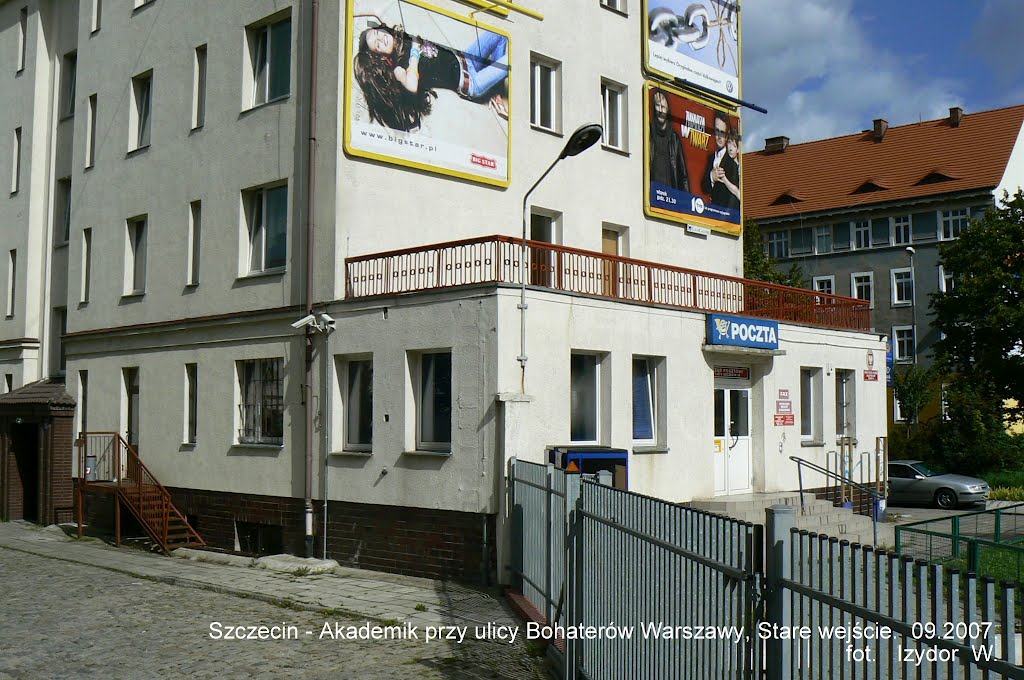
left=765, top=504, right=797, bottom=680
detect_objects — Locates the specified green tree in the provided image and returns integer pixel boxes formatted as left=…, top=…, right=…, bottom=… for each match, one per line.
left=743, top=221, right=806, bottom=287
left=892, top=364, right=937, bottom=433
left=932, top=191, right=1024, bottom=424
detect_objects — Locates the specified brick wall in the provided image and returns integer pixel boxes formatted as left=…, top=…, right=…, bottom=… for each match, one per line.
left=47, top=412, right=75, bottom=524
left=2, top=441, right=23, bottom=521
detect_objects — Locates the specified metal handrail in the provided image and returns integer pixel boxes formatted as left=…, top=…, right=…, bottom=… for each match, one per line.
left=790, top=455, right=882, bottom=546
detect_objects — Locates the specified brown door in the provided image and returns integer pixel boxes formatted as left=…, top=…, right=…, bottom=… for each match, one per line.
left=530, top=214, right=554, bottom=287
left=602, top=229, right=619, bottom=297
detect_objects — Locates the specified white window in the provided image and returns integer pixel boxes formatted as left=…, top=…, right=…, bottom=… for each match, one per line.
left=601, top=80, right=627, bottom=151
left=893, top=396, right=906, bottom=423
left=850, top=271, right=873, bottom=309
left=11, top=127, right=22, bottom=194
left=893, top=325, right=915, bottom=363
left=767, top=230, right=789, bottom=259
left=130, top=71, right=152, bottom=150
left=938, top=265, right=954, bottom=293
left=853, top=221, right=870, bottom=249
left=81, top=228, right=92, bottom=303
left=17, top=7, right=27, bottom=72
left=192, top=45, right=207, bottom=129
left=892, top=215, right=911, bottom=245
left=344, top=358, right=373, bottom=451
left=941, top=208, right=969, bottom=240
left=91, top=0, right=102, bottom=33
left=238, top=358, right=284, bottom=445
left=815, top=225, right=832, bottom=254
left=85, top=94, right=97, bottom=167
left=187, top=200, right=201, bottom=285
left=600, top=0, right=625, bottom=11
left=245, top=184, right=288, bottom=273
left=571, top=353, right=602, bottom=442
left=61, top=52, right=76, bottom=117
left=530, top=55, right=560, bottom=133
left=184, top=363, right=197, bottom=444
left=247, top=14, right=292, bottom=108
left=812, top=276, right=835, bottom=296
left=891, top=268, right=913, bottom=305
left=56, top=178, right=71, bottom=243
left=800, top=367, right=822, bottom=441
left=632, top=357, right=656, bottom=444
left=415, top=351, right=452, bottom=451
left=835, top=369, right=855, bottom=438
left=6, top=249, right=16, bottom=317
left=125, top=216, right=147, bottom=294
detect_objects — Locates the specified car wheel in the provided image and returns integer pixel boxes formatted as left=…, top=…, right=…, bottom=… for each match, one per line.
left=935, top=488, right=957, bottom=510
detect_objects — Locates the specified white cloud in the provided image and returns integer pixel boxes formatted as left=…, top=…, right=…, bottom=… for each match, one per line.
left=741, top=0, right=964, bottom=150
left=968, top=0, right=1024, bottom=79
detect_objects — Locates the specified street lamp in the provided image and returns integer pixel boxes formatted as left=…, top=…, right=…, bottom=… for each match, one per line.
left=518, top=124, right=603, bottom=381
left=906, top=246, right=917, bottom=364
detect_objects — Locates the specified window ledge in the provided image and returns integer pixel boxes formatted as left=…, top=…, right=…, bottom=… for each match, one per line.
left=601, top=144, right=630, bottom=157
left=126, top=144, right=150, bottom=159
left=53, top=241, right=69, bottom=250
left=800, top=440, right=826, bottom=448
left=331, top=450, right=372, bottom=457
left=530, top=124, right=563, bottom=139
left=180, top=442, right=197, bottom=451
left=890, top=302, right=911, bottom=308
left=230, top=443, right=283, bottom=452
left=599, top=3, right=629, bottom=18
left=402, top=449, right=452, bottom=458
left=237, top=267, right=286, bottom=281
left=132, top=0, right=156, bottom=13
left=241, top=95, right=291, bottom=116
left=120, top=291, right=146, bottom=300
left=633, top=445, right=669, bottom=455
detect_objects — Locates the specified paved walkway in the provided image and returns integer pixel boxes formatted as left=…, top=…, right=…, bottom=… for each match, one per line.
left=0, top=522, right=548, bottom=679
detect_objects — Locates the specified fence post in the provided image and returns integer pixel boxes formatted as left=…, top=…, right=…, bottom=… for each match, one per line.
left=563, top=472, right=582, bottom=680
left=952, top=515, right=961, bottom=558
left=545, top=463, right=555, bottom=624
left=968, top=539, right=979, bottom=574
left=765, top=504, right=797, bottom=680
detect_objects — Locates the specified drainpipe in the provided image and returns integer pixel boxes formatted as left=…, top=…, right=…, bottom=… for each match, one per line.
left=303, top=0, right=320, bottom=558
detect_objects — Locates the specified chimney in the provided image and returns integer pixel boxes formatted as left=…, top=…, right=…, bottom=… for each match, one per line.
left=949, top=106, right=964, bottom=127
left=764, top=136, right=789, bottom=153
left=873, top=118, right=888, bottom=142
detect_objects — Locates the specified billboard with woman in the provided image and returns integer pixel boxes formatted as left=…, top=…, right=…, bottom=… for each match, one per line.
left=344, top=0, right=511, bottom=187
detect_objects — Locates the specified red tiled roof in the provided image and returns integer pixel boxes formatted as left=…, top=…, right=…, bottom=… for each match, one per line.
left=743, top=105, right=1024, bottom=220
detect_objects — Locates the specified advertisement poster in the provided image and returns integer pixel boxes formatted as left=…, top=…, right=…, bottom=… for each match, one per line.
left=344, top=0, right=511, bottom=187
left=645, top=0, right=741, bottom=100
left=644, top=83, right=742, bottom=235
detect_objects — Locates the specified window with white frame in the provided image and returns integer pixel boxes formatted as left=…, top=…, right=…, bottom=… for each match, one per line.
left=893, top=326, right=915, bottom=363
left=81, top=228, right=92, bottom=303
left=530, top=55, right=560, bottom=133
left=799, top=367, right=822, bottom=441
left=938, top=265, right=954, bottom=293
left=125, top=216, right=147, bottom=294
left=632, top=357, right=658, bottom=444
left=941, top=208, right=969, bottom=240
left=571, top=353, right=600, bottom=442
left=184, top=363, right=197, bottom=444
left=601, top=79, right=627, bottom=151
left=17, top=8, right=27, bottom=72
left=344, top=358, right=373, bottom=451
left=892, top=215, right=911, bottom=245
left=891, top=268, right=913, bottom=305
left=835, top=369, right=855, bottom=437
left=193, top=45, right=207, bottom=129
left=86, top=94, right=97, bottom=167
left=188, top=200, right=201, bottom=285
left=61, top=52, right=77, bottom=117
left=893, top=396, right=906, bottom=423
left=853, top=221, right=870, bottom=249
left=237, top=358, right=283, bottom=445
left=11, top=127, right=22, bottom=194
left=415, top=351, right=452, bottom=451
left=850, top=271, right=873, bottom=308
left=56, top=178, right=72, bottom=243
left=815, top=225, right=832, bottom=254
left=245, top=184, right=287, bottom=273
left=600, top=0, right=625, bottom=11
left=247, top=13, right=291, bottom=108
left=812, top=275, right=835, bottom=296
left=130, top=71, right=152, bottom=150
left=767, top=230, right=789, bottom=259
left=91, top=0, right=101, bottom=33
left=6, top=250, right=15, bottom=317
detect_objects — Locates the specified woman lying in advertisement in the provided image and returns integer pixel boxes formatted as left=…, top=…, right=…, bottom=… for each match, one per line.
left=354, top=22, right=509, bottom=131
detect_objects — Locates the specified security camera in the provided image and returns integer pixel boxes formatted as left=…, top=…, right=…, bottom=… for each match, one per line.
left=291, top=314, right=318, bottom=329
left=320, top=313, right=336, bottom=329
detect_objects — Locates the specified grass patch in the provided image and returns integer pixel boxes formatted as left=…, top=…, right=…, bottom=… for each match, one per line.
left=990, top=487, right=1024, bottom=501
left=980, top=468, right=1024, bottom=488
left=414, top=603, right=428, bottom=612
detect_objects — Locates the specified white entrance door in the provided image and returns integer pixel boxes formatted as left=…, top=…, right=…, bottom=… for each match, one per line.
left=713, top=386, right=752, bottom=495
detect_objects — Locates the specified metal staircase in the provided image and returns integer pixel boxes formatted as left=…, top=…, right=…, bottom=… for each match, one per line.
left=76, top=432, right=204, bottom=553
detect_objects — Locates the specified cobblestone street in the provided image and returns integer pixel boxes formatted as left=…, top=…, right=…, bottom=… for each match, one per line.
left=0, top=548, right=548, bottom=680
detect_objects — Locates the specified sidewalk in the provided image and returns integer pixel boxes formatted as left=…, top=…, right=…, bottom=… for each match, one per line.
left=0, top=521, right=518, bottom=631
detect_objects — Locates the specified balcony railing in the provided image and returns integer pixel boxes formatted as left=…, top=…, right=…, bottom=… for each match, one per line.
left=344, top=235, right=871, bottom=332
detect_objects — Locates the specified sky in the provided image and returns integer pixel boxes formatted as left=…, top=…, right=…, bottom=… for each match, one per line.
left=740, top=0, right=1024, bottom=151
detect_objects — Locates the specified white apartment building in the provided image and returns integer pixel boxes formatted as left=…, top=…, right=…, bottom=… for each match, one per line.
left=0, top=0, right=886, bottom=584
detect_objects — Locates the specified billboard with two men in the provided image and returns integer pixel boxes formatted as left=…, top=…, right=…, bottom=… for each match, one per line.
left=344, top=0, right=511, bottom=187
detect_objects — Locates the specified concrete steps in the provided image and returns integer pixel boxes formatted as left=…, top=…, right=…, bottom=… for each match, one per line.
left=688, top=492, right=894, bottom=547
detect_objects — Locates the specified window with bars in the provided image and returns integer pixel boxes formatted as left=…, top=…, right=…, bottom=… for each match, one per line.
left=238, top=358, right=284, bottom=445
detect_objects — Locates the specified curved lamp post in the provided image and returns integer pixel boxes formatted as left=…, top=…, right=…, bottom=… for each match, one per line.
left=518, top=124, right=603, bottom=386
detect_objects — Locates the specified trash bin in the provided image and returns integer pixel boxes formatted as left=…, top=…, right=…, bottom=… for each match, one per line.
left=85, top=455, right=97, bottom=481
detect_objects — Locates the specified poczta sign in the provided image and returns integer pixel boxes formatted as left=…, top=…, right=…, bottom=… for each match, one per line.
left=706, top=314, right=780, bottom=350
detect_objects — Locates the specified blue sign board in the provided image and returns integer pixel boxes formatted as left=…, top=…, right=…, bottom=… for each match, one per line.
left=886, top=342, right=894, bottom=387
left=706, top=314, right=780, bottom=350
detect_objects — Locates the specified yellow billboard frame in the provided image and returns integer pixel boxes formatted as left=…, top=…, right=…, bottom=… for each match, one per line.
left=343, top=0, right=513, bottom=188
left=642, top=81, right=743, bottom=237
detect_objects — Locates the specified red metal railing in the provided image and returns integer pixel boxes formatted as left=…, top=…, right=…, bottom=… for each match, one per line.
left=344, top=235, right=871, bottom=331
